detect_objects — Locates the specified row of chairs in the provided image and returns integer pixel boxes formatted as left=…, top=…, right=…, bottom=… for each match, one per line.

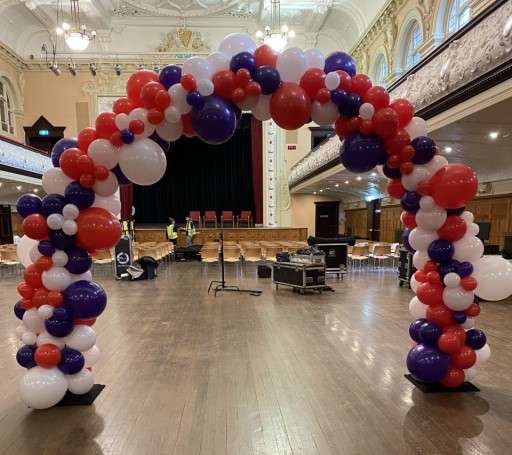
left=200, top=241, right=308, bottom=263
left=348, top=243, right=400, bottom=269
left=188, top=210, right=253, bottom=228
left=0, top=244, right=22, bottom=277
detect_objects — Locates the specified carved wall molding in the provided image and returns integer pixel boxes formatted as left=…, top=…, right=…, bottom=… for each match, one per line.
left=156, top=28, right=211, bottom=53
left=0, top=44, right=27, bottom=73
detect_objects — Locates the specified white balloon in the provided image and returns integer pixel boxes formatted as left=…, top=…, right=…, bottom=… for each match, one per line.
left=128, top=108, right=156, bottom=138
left=93, top=171, right=119, bottom=197
left=359, top=102, right=374, bottom=120
left=325, top=71, right=340, bottom=91
left=42, top=168, right=73, bottom=196
left=119, top=138, right=167, bottom=186
left=218, top=33, right=256, bottom=58
left=22, top=331, right=37, bottom=345
left=311, top=100, right=338, bottom=126
left=207, top=51, right=230, bottom=72
left=305, top=48, right=325, bottom=69
left=467, top=222, right=480, bottom=237
left=252, top=94, right=272, bottom=121
left=453, top=235, right=484, bottom=263
left=443, top=272, right=460, bottom=289
left=401, top=165, right=430, bottom=191
left=52, top=250, right=69, bottom=267
left=37, top=304, right=54, bottom=320
left=462, top=317, right=475, bottom=329
left=404, top=116, right=428, bottom=140
left=276, top=47, right=308, bottom=83
left=424, top=155, right=448, bottom=175
left=475, top=344, right=491, bottom=364
left=82, top=345, right=101, bottom=368
left=71, top=271, right=93, bottom=283
left=156, top=119, right=183, bottom=142
left=196, top=78, right=214, bottom=96
left=47, top=213, right=64, bottom=230
left=62, top=219, right=78, bottom=236
left=42, top=266, right=73, bottom=292
left=29, top=243, right=43, bottom=264
left=182, top=57, right=213, bottom=80
left=37, top=331, right=66, bottom=349
left=472, top=256, right=512, bottom=301
left=19, top=367, right=68, bottom=409
left=442, top=286, right=474, bottom=311
left=460, top=211, right=474, bottom=224
left=15, top=325, right=26, bottom=339
left=168, top=84, right=192, bottom=114
left=410, top=273, right=421, bottom=293
left=415, top=206, right=447, bottom=231
left=164, top=105, right=182, bottom=123
left=66, top=325, right=96, bottom=352
left=413, top=250, right=429, bottom=270
left=464, top=366, right=477, bottom=382
left=63, top=204, right=79, bottom=220
left=67, top=368, right=95, bottom=395
left=236, top=95, right=259, bottom=111
left=419, top=196, right=435, bottom=211
left=17, top=236, right=39, bottom=268
left=88, top=139, right=121, bottom=170
left=22, top=308, right=45, bottom=333
left=115, top=113, right=130, bottom=130
left=92, top=194, right=121, bottom=216
left=408, top=227, right=438, bottom=251
left=409, top=296, right=428, bottom=319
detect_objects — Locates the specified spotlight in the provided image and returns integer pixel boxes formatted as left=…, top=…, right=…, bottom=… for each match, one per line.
left=89, top=62, right=97, bottom=77
left=114, top=63, right=122, bottom=76
left=48, top=62, right=61, bottom=76
left=489, top=131, right=499, bottom=139
left=68, top=61, right=77, bottom=76
left=137, top=63, right=145, bottom=70
left=153, top=63, right=161, bottom=74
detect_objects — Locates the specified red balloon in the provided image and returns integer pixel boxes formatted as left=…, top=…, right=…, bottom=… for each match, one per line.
left=126, top=69, right=159, bottom=104
left=386, top=154, right=400, bottom=168
left=32, top=287, right=50, bottom=308
left=35, top=256, right=53, bottom=272
left=359, top=119, right=373, bottom=135
left=336, top=70, right=352, bottom=92
left=416, top=282, right=444, bottom=306
left=390, top=99, right=415, bottom=128
left=426, top=271, right=440, bottom=284
left=413, top=270, right=427, bottom=283
left=231, top=87, right=246, bottom=104
left=129, top=119, right=145, bottom=135
left=47, top=290, right=64, bottom=307
left=18, top=282, right=35, bottom=299
left=77, top=128, right=97, bottom=153
left=140, top=82, right=166, bottom=110
left=426, top=303, right=453, bottom=327
left=384, top=129, right=411, bottom=155
left=299, top=68, right=326, bottom=99
left=93, top=165, right=109, bottom=181
left=400, top=145, right=415, bottom=161
left=35, top=344, right=62, bottom=368
left=60, top=147, right=84, bottom=180
left=245, top=81, right=262, bottom=97
left=451, top=345, right=476, bottom=370
left=424, top=261, right=438, bottom=272
left=335, top=115, right=350, bottom=139
left=387, top=178, right=406, bottom=199
left=147, top=109, right=164, bottom=125
left=96, top=112, right=118, bottom=140
left=181, top=74, right=197, bottom=91
left=76, top=207, right=123, bottom=252
left=361, top=86, right=390, bottom=111
left=440, top=367, right=465, bottom=388
left=110, top=132, right=123, bottom=148
left=181, top=113, right=195, bottom=138
left=372, top=107, right=399, bottom=138
left=466, top=303, right=480, bottom=317
left=347, top=116, right=362, bottom=132
left=270, top=83, right=311, bottom=130
left=437, top=332, right=462, bottom=354
left=212, top=70, right=237, bottom=99
left=461, top=276, right=477, bottom=292
left=316, top=88, right=331, bottom=104
left=75, top=318, right=97, bottom=326
left=20, top=298, right=34, bottom=310
left=445, top=324, right=467, bottom=344
left=24, top=264, right=43, bottom=288
left=155, top=90, right=171, bottom=110
left=254, top=44, right=278, bottom=67
left=401, top=211, right=417, bottom=229
left=77, top=155, right=95, bottom=173
left=22, top=214, right=49, bottom=240
left=235, top=68, right=251, bottom=88
left=400, top=161, right=414, bottom=175
left=429, top=164, right=478, bottom=209
left=113, top=97, right=137, bottom=115
left=80, top=173, right=95, bottom=189
left=438, top=216, right=467, bottom=242
left=350, top=74, right=372, bottom=96
left=416, top=180, right=430, bottom=196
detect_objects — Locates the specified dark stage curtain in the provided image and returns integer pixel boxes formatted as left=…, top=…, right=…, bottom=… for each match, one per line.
left=251, top=117, right=263, bottom=225
left=120, top=184, right=133, bottom=220
left=133, top=115, right=255, bottom=224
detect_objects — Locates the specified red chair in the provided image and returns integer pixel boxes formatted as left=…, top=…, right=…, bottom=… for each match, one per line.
left=237, top=211, right=252, bottom=228
left=203, top=211, right=217, bottom=228
left=188, top=211, right=201, bottom=228
left=221, top=211, right=234, bottom=228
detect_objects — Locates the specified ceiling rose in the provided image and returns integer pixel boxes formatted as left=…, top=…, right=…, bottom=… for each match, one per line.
left=120, top=0, right=241, bottom=17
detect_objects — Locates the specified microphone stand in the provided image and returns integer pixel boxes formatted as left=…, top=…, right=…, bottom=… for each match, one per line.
left=207, top=229, right=262, bottom=297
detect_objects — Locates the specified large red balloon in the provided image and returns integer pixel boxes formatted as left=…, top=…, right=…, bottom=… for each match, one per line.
left=22, top=214, right=49, bottom=240
left=299, top=68, right=326, bottom=99
left=437, top=216, right=467, bottom=242
left=126, top=69, right=159, bottom=104
left=35, top=344, right=62, bottom=368
left=440, top=367, right=465, bottom=388
left=95, top=112, right=118, bottom=140
left=140, top=82, right=166, bottom=110
left=59, top=147, right=84, bottom=180
left=372, top=108, right=399, bottom=138
left=390, top=99, right=415, bottom=128
left=429, top=164, right=478, bottom=209
left=76, top=207, right=122, bottom=252
left=77, top=127, right=97, bottom=153
left=384, top=129, right=410, bottom=155
left=212, top=70, right=236, bottom=99
left=24, top=264, right=43, bottom=288
left=437, top=332, right=462, bottom=354
left=335, top=115, right=350, bottom=139
left=387, top=178, right=406, bottom=199
left=416, top=282, right=444, bottom=306
left=113, top=97, right=137, bottom=115
left=270, top=83, right=311, bottom=130
left=254, top=44, right=278, bottom=67
left=361, top=86, right=390, bottom=111
left=426, top=304, right=453, bottom=327
left=350, top=74, right=372, bottom=96
left=451, top=345, right=476, bottom=370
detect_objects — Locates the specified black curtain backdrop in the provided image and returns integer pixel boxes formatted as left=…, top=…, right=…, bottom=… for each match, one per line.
left=133, top=114, right=255, bottom=224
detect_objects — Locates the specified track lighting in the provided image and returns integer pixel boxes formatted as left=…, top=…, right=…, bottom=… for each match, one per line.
left=68, top=60, right=77, bottom=76
left=137, top=63, right=145, bottom=70
left=89, top=62, right=97, bottom=77
left=49, top=62, right=61, bottom=76
left=114, top=63, right=122, bottom=76
left=153, top=63, right=161, bottom=74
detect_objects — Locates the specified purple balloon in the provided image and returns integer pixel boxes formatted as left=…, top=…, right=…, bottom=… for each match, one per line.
left=253, top=65, right=281, bottom=95
left=38, top=240, right=56, bottom=257
left=339, top=131, right=386, bottom=173
left=330, top=88, right=347, bottom=106
left=49, top=229, right=77, bottom=251
left=65, top=247, right=92, bottom=275
left=16, top=345, right=37, bottom=369
left=465, top=329, right=487, bottom=350
left=230, top=52, right=257, bottom=76
left=120, top=128, right=135, bottom=144
left=452, top=311, right=467, bottom=325
left=324, top=51, right=356, bottom=76
left=186, top=90, right=205, bottom=109
left=45, top=315, right=75, bottom=337
left=14, top=301, right=26, bottom=320
left=409, top=318, right=427, bottom=342
left=419, top=321, right=442, bottom=344
left=338, top=93, right=361, bottom=118
left=401, top=191, right=421, bottom=213
left=382, top=164, right=402, bottom=179
left=41, top=193, right=66, bottom=217
left=191, top=95, right=237, bottom=145
left=51, top=137, right=78, bottom=167
left=58, top=347, right=85, bottom=375
left=428, top=239, right=454, bottom=264
left=63, top=280, right=107, bottom=320
left=402, top=229, right=416, bottom=254
left=159, top=65, right=182, bottom=90
left=446, top=207, right=465, bottom=216
left=53, top=306, right=70, bottom=321
left=229, top=101, right=242, bottom=122
left=438, top=259, right=460, bottom=279
left=407, top=343, right=450, bottom=383
left=112, top=164, right=131, bottom=187
left=64, top=181, right=95, bottom=210
left=457, top=261, right=473, bottom=278
left=16, top=194, right=42, bottom=218
left=411, top=136, right=437, bottom=165
left=149, top=131, right=170, bottom=153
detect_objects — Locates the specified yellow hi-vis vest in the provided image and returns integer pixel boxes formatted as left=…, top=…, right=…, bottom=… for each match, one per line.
left=186, top=221, right=195, bottom=237
left=167, top=224, right=177, bottom=240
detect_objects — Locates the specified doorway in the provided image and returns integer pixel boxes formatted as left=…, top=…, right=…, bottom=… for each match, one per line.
left=0, top=205, right=13, bottom=244
left=315, top=202, right=339, bottom=238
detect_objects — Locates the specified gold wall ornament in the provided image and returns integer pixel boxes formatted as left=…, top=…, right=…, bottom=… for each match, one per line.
left=156, top=28, right=211, bottom=52
left=178, top=28, right=192, bottom=47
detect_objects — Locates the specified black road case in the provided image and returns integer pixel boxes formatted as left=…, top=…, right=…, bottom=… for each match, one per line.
left=398, top=247, right=416, bottom=287
left=272, top=262, right=326, bottom=294
left=314, top=243, right=348, bottom=278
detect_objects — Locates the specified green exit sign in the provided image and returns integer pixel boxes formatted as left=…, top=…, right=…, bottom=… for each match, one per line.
left=176, top=54, right=192, bottom=59
left=38, top=129, right=49, bottom=136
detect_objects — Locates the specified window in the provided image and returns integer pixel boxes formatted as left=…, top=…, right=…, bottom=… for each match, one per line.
left=405, top=23, right=422, bottom=70
left=447, top=0, right=471, bottom=34
left=0, top=80, right=15, bottom=135
left=372, top=54, right=388, bottom=88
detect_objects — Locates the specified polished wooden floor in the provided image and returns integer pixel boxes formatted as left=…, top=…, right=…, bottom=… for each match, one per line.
left=1, top=261, right=511, bottom=455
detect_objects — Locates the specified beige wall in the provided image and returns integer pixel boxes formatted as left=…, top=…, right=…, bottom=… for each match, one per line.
left=290, top=194, right=343, bottom=236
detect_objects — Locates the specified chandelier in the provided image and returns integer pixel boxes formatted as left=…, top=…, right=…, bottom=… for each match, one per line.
left=56, top=0, right=96, bottom=51
left=256, top=0, right=295, bottom=52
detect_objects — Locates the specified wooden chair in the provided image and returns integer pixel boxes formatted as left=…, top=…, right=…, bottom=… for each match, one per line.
left=243, top=245, right=263, bottom=262
left=188, top=211, right=202, bottom=228
left=371, top=244, right=391, bottom=268
left=237, top=211, right=252, bottom=228
left=92, top=249, right=114, bottom=275
left=263, top=246, right=283, bottom=261
left=221, top=211, right=234, bottom=228
left=202, top=211, right=217, bottom=229
left=223, top=245, right=241, bottom=262
left=349, top=245, right=370, bottom=269
left=0, top=250, right=21, bottom=277
left=201, top=245, right=219, bottom=263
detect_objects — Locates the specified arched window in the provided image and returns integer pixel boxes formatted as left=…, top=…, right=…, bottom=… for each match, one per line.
left=447, top=0, right=471, bottom=34
left=405, top=23, right=422, bottom=70
left=371, top=54, right=388, bottom=88
left=0, top=79, right=15, bottom=135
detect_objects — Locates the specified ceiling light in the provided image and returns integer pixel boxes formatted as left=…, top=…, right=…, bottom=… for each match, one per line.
left=16, top=186, right=22, bottom=191
left=319, top=189, right=323, bottom=192
left=33, top=188, right=39, bottom=193
left=344, top=180, right=349, bottom=184
left=335, top=184, right=339, bottom=187
left=153, top=63, right=161, bottom=74
left=356, top=176, right=362, bottom=181
left=49, top=62, right=61, bottom=76
left=371, top=172, right=377, bottom=176
left=68, top=60, right=77, bottom=76
left=313, top=191, right=317, bottom=195
left=489, top=132, right=499, bottom=139
left=114, top=62, right=122, bottom=76
left=445, top=146, right=452, bottom=153
left=89, top=62, right=97, bottom=77
left=138, top=63, right=145, bottom=70
left=57, top=0, right=96, bottom=51
left=255, top=0, right=294, bottom=51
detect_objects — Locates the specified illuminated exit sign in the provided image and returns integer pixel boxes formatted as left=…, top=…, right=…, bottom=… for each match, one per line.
left=38, top=130, right=49, bottom=136
left=287, top=144, right=297, bottom=150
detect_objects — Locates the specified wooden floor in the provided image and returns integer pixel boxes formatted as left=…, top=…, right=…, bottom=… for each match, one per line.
left=1, top=261, right=511, bottom=455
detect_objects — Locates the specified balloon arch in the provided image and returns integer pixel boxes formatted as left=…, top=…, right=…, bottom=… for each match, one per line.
left=13, top=33, right=512, bottom=408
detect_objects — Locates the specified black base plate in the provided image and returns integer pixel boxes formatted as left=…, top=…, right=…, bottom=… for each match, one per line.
left=405, top=374, right=480, bottom=393
left=56, top=384, right=105, bottom=406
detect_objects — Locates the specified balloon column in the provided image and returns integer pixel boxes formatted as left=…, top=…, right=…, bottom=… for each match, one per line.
left=13, top=34, right=512, bottom=408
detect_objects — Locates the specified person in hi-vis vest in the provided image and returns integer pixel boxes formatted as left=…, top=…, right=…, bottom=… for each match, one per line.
left=167, top=218, right=178, bottom=245
left=185, top=216, right=196, bottom=248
